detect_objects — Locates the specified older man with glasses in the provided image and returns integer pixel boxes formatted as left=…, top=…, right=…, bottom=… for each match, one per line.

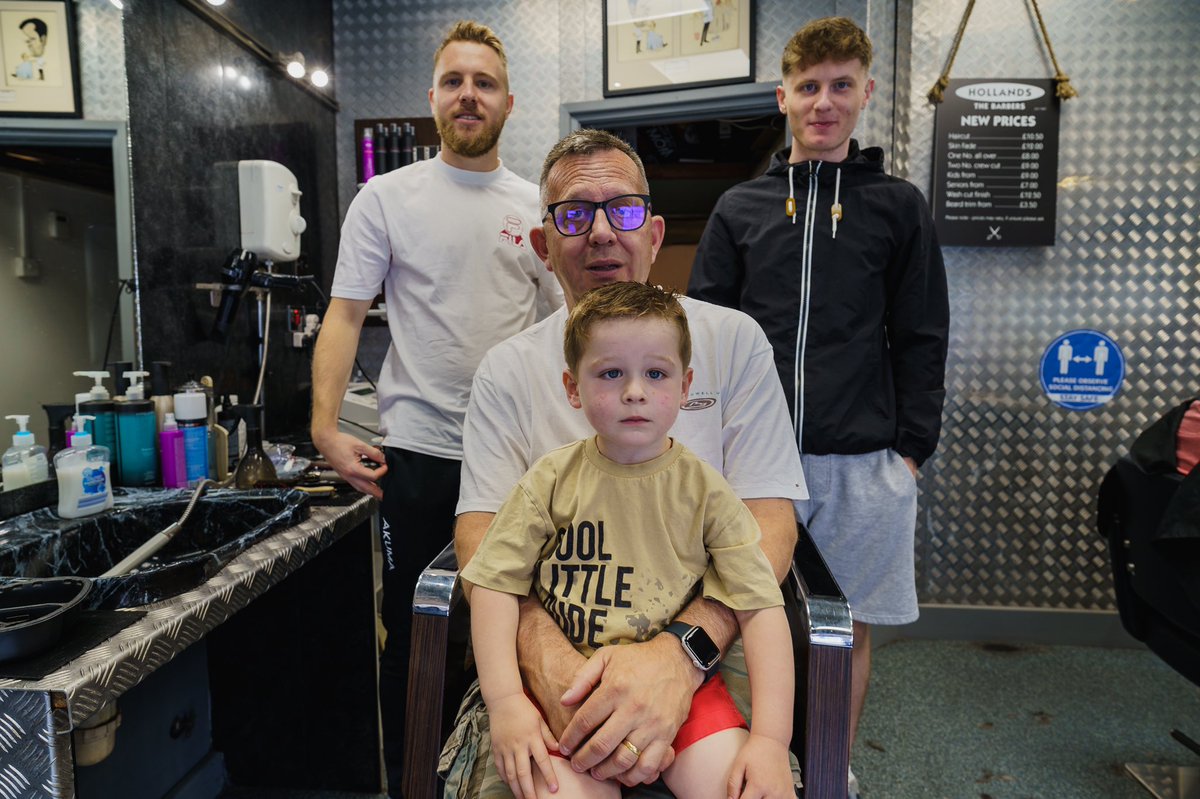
left=445, top=129, right=808, bottom=799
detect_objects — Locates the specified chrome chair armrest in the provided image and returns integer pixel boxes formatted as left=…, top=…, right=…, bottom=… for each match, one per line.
left=785, top=523, right=853, bottom=799
left=413, top=541, right=462, bottom=617
left=403, top=541, right=461, bottom=799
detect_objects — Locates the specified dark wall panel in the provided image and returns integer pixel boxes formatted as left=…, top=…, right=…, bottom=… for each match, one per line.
left=126, top=0, right=338, bottom=437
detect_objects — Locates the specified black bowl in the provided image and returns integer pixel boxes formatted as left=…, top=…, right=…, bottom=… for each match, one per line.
left=0, top=577, right=92, bottom=664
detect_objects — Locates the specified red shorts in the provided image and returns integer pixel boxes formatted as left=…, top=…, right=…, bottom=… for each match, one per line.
left=538, top=673, right=747, bottom=759
left=671, top=673, right=748, bottom=752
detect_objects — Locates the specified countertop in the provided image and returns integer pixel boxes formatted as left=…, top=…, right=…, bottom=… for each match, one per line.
left=0, top=495, right=374, bottom=729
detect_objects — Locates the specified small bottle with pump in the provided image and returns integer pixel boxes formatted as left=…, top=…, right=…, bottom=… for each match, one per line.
left=66, top=392, right=87, bottom=449
left=149, top=361, right=174, bottom=433
left=55, top=415, right=113, bottom=518
left=159, top=413, right=188, bottom=489
left=173, top=391, right=210, bottom=487
left=2, top=415, right=50, bottom=491
left=115, top=371, right=158, bottom=486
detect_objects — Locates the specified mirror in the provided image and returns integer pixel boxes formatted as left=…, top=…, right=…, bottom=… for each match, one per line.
left=0, top=120, right=138, bottom=450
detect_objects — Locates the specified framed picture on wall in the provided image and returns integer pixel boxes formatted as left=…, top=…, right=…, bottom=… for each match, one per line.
left=0, top=0, right=81, bottom=117
left=603, top=0, right=754, bottom=97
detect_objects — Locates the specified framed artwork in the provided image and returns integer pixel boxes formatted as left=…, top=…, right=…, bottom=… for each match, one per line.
left=603, top=0, right=754, bottom=97
left=0, top=0, right=81, bottom=117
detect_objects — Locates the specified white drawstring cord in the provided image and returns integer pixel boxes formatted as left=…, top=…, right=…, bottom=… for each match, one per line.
left=831, top=168, right=843, bottom=239
left=786, top=165, right=796, bottom=222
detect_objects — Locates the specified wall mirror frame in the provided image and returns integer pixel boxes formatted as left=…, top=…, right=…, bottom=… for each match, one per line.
left=0, top=118, right=138, bottom=446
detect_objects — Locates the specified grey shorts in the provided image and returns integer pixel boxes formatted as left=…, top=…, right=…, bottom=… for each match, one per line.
left=796, top=449, right=919, bottom=626
left=438, top=641, right=802, bottom=798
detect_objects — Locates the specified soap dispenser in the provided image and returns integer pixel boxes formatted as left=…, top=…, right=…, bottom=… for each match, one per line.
left=114, top=371, right=158, bottom=486
left=55, top=415, right=114, bottom=518
left=2, top=415, right=50, bottom=491
left=74, top=370, right=117, bottom=457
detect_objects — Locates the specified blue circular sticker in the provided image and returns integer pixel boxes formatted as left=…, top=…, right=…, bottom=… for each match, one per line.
left=1039, top=329, right=1125, bottom=411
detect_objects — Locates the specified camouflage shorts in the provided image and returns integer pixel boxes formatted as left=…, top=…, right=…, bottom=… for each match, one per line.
left=437, top=641, right=802, bottom=798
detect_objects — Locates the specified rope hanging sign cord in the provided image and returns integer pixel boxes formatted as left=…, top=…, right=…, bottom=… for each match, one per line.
left=927, top=0, right=1079, bottom=104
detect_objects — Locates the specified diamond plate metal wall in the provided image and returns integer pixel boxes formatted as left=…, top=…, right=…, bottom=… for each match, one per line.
left=331, top=0, right=897, bottom=218
left=331, top=1, right=1198, bottom=612
left=907, top=0, right=1200, bottom=610
left=75, top=1, right=129, bottom=121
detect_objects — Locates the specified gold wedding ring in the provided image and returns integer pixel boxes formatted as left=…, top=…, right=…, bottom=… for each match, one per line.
left=620, top=739, right=642, bottom=758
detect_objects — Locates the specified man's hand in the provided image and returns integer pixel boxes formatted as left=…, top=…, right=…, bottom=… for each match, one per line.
left=312, top=428, right=387, bottom=498
left=902, top=456, right=918, bottom=478
left=557, top=634, right=698, bottom=785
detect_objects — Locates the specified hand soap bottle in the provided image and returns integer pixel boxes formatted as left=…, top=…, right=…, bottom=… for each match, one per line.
left=2, top=415, right=50, bottom=491
left=55, top=415, right=114, bottom=518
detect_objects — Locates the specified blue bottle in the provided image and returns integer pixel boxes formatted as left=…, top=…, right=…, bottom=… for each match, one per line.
left=114, top=371, right=158, bottom=486
left=173, top=392, right=209, bottom=487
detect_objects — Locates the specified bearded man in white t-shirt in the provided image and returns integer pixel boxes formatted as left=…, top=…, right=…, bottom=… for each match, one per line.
left=310, top=20, right=561, bottom=798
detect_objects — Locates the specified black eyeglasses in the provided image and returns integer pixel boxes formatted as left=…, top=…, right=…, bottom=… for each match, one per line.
left=544, top=194, right=652, bottom=237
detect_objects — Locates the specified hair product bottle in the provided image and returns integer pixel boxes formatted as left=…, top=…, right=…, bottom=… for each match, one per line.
left=159, top=413, right=187, bottom=489
left=74, top=371, right=117, bottom=457
left=149, top=360, right=174, bottom=433
left=173, top=392, right=210, bottom=487
left=361, top=126, right=375, bottom=182
left=115, top=375, right=158, bottom=487
left=232, top=404, right=277, bottom=489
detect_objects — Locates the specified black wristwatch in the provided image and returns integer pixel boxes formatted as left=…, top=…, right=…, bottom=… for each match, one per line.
left=662, top=622, right=721, bottom=679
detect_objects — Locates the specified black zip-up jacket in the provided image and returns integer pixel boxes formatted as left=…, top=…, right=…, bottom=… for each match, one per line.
left=689, top=141, right=949, bottom=465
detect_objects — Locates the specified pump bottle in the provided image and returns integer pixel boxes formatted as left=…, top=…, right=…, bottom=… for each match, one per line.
left=74, top=370, right=117, bottom=457
left=2, top=415, right=49, bottom=491
left=115, top=371, right=158, bottom=486
left=55, top=415, right=113, bottom=518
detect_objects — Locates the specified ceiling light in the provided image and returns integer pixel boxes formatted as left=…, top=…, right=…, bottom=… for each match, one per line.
left=285, top=53, right=306, bottom=79
left=310, top=69, right=329, bottom=88
left=109, top=0, right=124, bottom=9
left=206, top=0, right=227, bottom=6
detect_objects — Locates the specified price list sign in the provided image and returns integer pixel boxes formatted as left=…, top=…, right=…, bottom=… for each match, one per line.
left=931, top=78, right=1060, bottom=247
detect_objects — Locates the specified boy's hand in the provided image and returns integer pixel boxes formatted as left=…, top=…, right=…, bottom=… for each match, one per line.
left=727, top=734, right=794, bottom=799
left=488, top=693, right=560, bottom=799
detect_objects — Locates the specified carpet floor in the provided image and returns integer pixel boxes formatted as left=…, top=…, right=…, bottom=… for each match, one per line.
left=850, top=639, right=1200, bottom=798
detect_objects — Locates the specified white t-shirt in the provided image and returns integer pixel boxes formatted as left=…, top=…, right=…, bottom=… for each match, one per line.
left=332, top=156, right=563, bottom=459
left=458, top=296, right=808, bottom=514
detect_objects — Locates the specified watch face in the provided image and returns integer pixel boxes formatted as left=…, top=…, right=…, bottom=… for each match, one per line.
left=682, top=627, right=721, bottom=670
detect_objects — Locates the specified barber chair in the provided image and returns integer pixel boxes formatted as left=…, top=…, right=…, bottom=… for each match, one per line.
left=401, top=523, right=854, bottom=799
left=1098, top=454, right=1200, bottom=798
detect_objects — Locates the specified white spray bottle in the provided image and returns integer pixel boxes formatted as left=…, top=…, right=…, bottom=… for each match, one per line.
left=2, top=415, right=49, bottom=491
left=54, top=414, right=114, bottom=518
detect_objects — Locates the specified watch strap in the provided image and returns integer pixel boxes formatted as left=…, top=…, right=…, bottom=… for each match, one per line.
left=661, top=622, right=720, bottom=679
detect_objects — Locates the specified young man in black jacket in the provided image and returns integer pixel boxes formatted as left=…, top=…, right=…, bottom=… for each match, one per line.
left=689, top=16, right=949, bottom=795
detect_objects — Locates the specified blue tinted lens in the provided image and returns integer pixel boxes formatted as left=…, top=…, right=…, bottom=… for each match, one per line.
left=607, top=199, right=648, bottom=230
left=557, top=204, right=593, bottom=236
